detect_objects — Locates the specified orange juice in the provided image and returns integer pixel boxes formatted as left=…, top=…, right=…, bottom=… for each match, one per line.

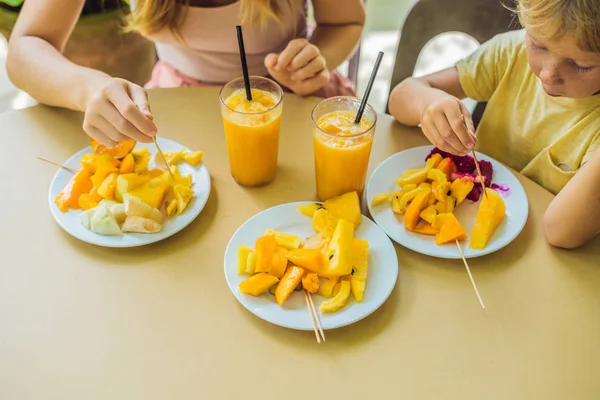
left=312, top=98, right=376, bottom=202
left=220, top=77, right=283, bottom=187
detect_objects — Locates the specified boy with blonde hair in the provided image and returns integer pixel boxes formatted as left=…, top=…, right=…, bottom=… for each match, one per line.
left=388, top=0, right=600, bottom=249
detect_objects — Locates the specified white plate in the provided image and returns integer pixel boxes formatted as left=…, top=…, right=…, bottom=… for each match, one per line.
left=366, top=146, right=528, bottom=259
left=48, top=138, right=211, bottom=248
left=224, top=202, right=399, bottom=331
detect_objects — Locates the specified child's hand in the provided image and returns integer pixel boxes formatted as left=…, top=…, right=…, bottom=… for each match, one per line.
left=83, top=78, right=157, bottom=146
left=265, top=39, right=330, bottom=96
left=421, top=95, right=477, bottom=156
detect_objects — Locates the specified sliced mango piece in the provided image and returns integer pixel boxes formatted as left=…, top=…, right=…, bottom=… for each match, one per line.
left=97, top=172, right=119, bottom=201
left=469, top=188, right=506, bottom=250
left=119, top=153, right=135, bottom=174
left=275, top=266, right=305, bottom=305
left=240, top=273, right=280, bottom=296
left=435, top=214, right=467, bottom=245
left=413, top=222, right=440, bottom=236
left=301, top=272, right=320, bottom=294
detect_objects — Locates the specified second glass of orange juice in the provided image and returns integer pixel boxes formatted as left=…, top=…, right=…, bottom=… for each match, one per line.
left=312, top=96, right=377, bottom=202
left=219, top=76, right=283, bottom=187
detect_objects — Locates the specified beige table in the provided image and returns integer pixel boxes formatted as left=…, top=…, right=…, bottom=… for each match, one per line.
left=1, top=87, right=599, bottom=400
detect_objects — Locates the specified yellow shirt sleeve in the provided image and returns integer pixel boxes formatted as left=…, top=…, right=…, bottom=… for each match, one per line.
left=583, top=133, right=600, bottom=165
left=456, top=30, right=526, bottom=102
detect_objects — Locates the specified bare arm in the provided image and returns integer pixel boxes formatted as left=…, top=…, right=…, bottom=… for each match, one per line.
left=543, top=147, right=600, bottom=248
left=388, top=67, right=467, bottom=126
left=310, top=0, right=365, bottom=71
left=7, top=0, right=156, bottom=145
left=387, top=67, right=475, bottom=155
left=7, top=0, right=110, bottom=111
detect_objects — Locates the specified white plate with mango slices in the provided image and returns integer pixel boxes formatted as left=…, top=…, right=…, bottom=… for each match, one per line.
left=224, top=192, right=399, bottom=331
left=48, top=137, right=210, bottom=248
left=366, top=146, right=528, bottom=259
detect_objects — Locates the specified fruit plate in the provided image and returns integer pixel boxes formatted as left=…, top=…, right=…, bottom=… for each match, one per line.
left=366, top=146, right=528, bottom=259
left=48, top=137, right=211, bottom=248
left=224, top=202, right=399, bottom=331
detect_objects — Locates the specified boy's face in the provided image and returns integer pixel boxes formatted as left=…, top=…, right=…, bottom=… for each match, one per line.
left=525, top=29, right=600, bottom=98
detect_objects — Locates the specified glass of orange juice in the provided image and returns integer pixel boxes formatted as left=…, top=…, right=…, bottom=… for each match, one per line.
left=219, top=76, right=283, bottom=187
left=312, top=96, right=377, bottom=202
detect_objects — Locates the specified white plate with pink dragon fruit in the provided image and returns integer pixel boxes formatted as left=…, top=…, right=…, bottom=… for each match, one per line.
left=366, top=146, right=528, bottom=259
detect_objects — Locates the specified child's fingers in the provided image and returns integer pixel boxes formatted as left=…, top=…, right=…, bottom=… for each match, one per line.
left=102, top=104, right=153, bottom=143
left=85, top=125, right=117, bottom=147
left=288, top=44, right=320, bottom=72
left=275, top=39, right=308, bottom=71
left=421, top=118, right=456, bottom=154
left=291, top=57, right=326, bottom=81
left=264, top=53, right=279, bottom=69
left=93, top=115, right=131, bottom=143
left=431, top=113, right=469, bottom=155
left=458, top=103, right=477, bottom=140
left=446, top=106, right=476, bottom=151
left=107, top=85, right=156, bottom=136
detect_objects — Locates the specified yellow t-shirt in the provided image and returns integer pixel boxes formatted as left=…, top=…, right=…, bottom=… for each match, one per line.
left=456, top=30, right=600, bottom=195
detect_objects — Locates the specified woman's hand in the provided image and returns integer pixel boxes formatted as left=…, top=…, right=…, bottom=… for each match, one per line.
left=420, top=94, right=477, bottom=156
left=265, top=39, right=330, bottom=96
left=83, top=78, right=157, bottom=146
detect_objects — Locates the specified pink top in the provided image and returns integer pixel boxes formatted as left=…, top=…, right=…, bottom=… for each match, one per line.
left=148, top=1, right=307, bottom=84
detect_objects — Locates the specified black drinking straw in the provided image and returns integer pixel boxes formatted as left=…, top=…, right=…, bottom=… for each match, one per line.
left=236, top=25, right=252, bottom=101
left=354, top=51, right=384, bottom=124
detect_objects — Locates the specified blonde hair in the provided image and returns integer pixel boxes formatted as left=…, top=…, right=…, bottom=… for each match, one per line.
left=516, top=0, right=600, bottom=52
left=125, top=0, right=302, bottom=38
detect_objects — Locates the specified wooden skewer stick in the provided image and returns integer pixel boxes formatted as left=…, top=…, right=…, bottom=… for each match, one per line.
left=304, top=290, right=321, bottom=343
left=455, top=240, right=486, bottom=309
left=471, top=151, right=488, bottom=199
left=37, top=157, right=78, bottom=174
left=459, top=114, right=488, bottom=199
left=152, top=137, right=175, bottom=180
left=307, top=290, right=325, bottom=342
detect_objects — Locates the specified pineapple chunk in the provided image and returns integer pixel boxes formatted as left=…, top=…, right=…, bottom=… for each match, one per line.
left=323, top=191, right=362, bottom=227
left=173, top=184, right=194, bottom=214
left=324, top=219, right=354, bottom=276
left=264, top=229, right=302, bottom=250
left=166, top=198, right=178, bottom=218
left=183, top=150, right=204, bottom=166
left=164, top=150, right=184, bottom=165
left=371, top=193, right=392, bottom=207
left=350, top=239, right=369, bottom=302
left=237, top=244, right=253, bottom=274
left=317, top=276, right=340, bottom=298
left=245, top=251, right=257, bottom=275
left=319, top=280, right=351, bottom=313
left=312, top=208, right=338, bottom=239
left=297, top=203, right=322, bottom=217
